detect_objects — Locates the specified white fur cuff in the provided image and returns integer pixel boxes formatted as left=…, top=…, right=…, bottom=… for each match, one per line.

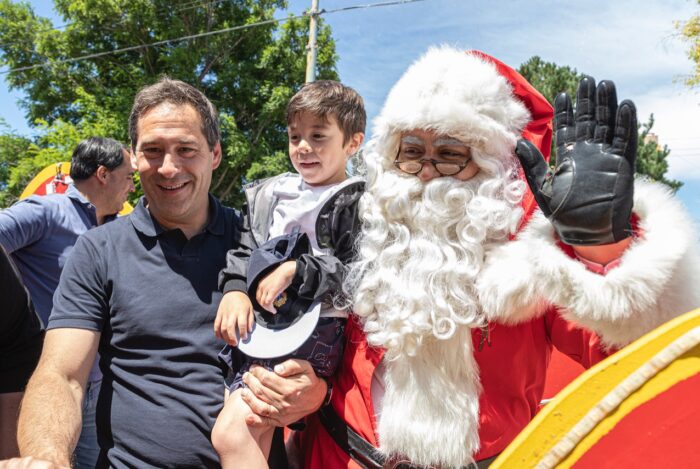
left=477, top=179, right=700, bottom=348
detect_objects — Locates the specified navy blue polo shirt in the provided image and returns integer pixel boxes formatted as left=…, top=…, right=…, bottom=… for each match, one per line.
left=48, top=195, right=245, bottom=468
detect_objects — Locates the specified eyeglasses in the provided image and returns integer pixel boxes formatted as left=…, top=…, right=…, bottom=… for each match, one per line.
left=393, top=157, right=472, bottom=176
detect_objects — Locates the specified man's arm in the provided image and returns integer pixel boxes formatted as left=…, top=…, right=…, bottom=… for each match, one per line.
left=571, top=237, right=632, bottom=266
left=17, top=328, right=100, bottom=466
left=0, top=200, right=48, bottom=253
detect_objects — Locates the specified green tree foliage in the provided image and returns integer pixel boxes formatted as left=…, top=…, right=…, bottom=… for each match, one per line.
left=636, top=114, right=682, bottom=191
left=518, top=56, right=682, bottom=190
left=0, top=118, right=31, bottom=206
left=676, top=1, right=700, bottom=88
left=0, top=0, right=338, bottom=206
left=0, top=89, right=126, bottom=206
left=518, top=56, right=582, bottom=109
left=518, top=56, right=581, bottom=164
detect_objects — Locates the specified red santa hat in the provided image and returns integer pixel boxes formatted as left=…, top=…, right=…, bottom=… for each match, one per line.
left=370, top=45, right=553, bottom=220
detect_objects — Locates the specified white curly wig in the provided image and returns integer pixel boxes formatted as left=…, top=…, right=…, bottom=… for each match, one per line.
left=345, top=46, right=541, bottom=467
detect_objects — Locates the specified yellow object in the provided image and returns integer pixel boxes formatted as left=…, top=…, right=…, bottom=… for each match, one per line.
left=491, top=307, right=700, bottom=468
left=20, top=162, right=132, bottom=215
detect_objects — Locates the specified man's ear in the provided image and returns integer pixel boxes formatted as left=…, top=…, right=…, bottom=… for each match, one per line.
left=95, top=165, right=109, bottom=185
left=346, top=132, right=365, bottom=156
left=129, top=149, right=138, bottom=171
left=211, top=141, right=222, bottom=170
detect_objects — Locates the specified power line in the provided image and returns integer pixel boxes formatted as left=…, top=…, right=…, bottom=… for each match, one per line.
left=49, top=0, right=216, bottom=31
left=49, top=0, right=233, bottom=31
left=323, top=0, right=426, bottom=14
left=0, top=0, right=427, bottom=76
left=663, top=137, right=700, bottom=142
left=0, top=0, right=234, bottom=55
left=0, top=16, right=294, bottom=75
left=25, top=0, right=425, bottom=33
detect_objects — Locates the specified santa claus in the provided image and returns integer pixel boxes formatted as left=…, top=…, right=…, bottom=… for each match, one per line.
left=295, top=46, right=700, bottom=468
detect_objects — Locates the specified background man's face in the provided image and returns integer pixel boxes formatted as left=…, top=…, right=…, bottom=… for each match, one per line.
left=103, top=149, right=135, bottom=215
left=132, top=103, right=221, bottom=231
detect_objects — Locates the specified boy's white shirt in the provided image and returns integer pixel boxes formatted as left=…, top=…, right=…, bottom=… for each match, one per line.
left=266, top=173, right=362, bottom=318
left=267, top=174, right=362, bottom=254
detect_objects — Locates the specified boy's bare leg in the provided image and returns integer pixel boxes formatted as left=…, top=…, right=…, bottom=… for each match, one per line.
left=212, top=388, right=274, bottom=469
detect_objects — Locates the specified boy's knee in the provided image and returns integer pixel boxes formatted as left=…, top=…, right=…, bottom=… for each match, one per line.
left=213, top=393, right=249, bottom=452
left=212, top=391, right=273, bottom=454
left=211, top=418, right=231, bottom=454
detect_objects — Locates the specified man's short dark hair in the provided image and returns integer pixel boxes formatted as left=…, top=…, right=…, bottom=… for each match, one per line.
left=286, top=80, right=366, bottom=144
left=70, top=137, right=126, bottom=181
left=129, top=77, right=220, bottom=150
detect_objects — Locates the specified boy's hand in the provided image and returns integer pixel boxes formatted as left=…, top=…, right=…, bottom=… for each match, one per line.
left=256, top=261, right=297, bottom=313
left=214, top=291, right=254, bottom=346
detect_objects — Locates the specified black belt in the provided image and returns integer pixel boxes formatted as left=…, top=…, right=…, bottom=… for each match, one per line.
left=317, top=404, right=497, bottom=469
left=318, top=404, right=385, bottom=469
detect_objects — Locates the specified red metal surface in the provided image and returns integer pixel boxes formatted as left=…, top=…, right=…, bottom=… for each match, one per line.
left=572, top=372, right=700, bottom=468
left=543, top=348, right=585, bottom=401
left=31, top=176, right=70, bottom=196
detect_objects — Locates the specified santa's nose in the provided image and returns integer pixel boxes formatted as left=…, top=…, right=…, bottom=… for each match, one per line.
left=418, top=163, right=440, bottom=182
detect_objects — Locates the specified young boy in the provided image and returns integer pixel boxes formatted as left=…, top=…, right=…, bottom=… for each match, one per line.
left=212, top=80, right=366, bottom=468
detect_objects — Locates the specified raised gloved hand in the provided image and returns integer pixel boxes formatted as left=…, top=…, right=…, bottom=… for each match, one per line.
left=516, top=76, right=637, bottom=245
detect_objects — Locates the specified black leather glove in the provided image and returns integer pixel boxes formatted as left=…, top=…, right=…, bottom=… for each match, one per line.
left=516, top=76, right=637, bottom=245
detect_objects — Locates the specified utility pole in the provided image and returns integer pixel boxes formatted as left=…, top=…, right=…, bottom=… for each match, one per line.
left=305, top=0, right=319, bottom=83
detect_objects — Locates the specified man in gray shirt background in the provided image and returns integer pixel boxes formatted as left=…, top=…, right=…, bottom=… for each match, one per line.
left=0, top=137, right=135, bottom=469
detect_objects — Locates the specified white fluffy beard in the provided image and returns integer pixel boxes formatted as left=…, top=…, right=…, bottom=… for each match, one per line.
left=347, top=160, right=525, bottom=467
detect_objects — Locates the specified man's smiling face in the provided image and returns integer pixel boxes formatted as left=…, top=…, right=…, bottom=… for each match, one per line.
left=132, top=102, right=221, bottom=233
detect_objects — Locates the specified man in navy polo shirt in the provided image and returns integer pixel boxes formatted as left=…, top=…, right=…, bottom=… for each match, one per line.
left=14, top=78, right=328, bottom=468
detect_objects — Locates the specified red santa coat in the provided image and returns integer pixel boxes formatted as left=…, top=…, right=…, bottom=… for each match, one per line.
left=296, top=175, right=700, bottom=467
left=294, top=48, right=700, bottom=467
left=297, top=311, right=608, bottom=467
left=292, top=51, right=563, bottom=466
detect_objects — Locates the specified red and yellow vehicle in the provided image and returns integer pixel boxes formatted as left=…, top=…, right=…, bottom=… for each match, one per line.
left=493, top=307, right=700, bottom=468
left=20, top=162, right=132, bottom=215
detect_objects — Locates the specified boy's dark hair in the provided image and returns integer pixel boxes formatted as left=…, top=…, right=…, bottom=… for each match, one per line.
left=129, top=77, right=220, bottom=150
left=70, top=137, right=126, bottom=181
left=286, top=80, right=366, bottom=144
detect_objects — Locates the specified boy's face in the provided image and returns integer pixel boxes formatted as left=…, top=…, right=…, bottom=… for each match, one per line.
left=287, top=111, right=362, bottom=187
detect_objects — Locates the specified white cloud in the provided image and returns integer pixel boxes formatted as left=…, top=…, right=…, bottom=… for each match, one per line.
left=635, top=86, right=700, bottom=180
left=487, top=0, right=696, bottom=85
left=307, top=0, right=700, bottom=182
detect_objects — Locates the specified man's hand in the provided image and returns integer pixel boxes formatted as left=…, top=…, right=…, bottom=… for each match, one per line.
left=516, top=76, right=637, bottom=245
left=240, top=359, right=327, bottom=428
left=0, top=457, right=70, bottom=469
left=214, top=291, right=254, bottom=345
left=256, top=261, right=297, bottom=313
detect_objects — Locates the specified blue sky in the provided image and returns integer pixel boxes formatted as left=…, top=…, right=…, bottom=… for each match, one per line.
left=2, top=0, right=699, bottom=224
